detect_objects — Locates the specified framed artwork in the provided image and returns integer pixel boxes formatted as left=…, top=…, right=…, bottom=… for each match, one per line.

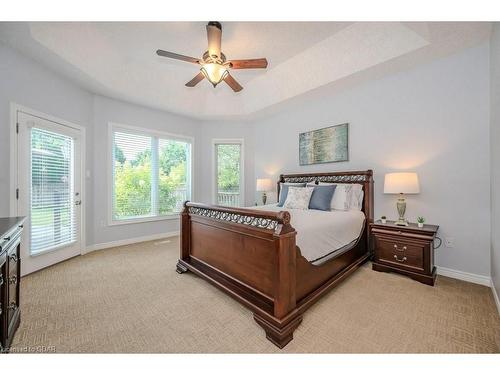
left=299, top=123, right=349, bottom=165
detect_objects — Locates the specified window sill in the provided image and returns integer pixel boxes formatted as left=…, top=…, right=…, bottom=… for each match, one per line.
left=108, top=213, right=180, bottom=226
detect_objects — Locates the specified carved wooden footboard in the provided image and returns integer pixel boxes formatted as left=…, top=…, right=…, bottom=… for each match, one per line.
left=177, top=203, right=300, bottom=346
left=176, top=170, right=374, bottom=348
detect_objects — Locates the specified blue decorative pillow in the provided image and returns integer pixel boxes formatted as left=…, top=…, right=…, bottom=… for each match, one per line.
left=308, top=185, right=337, bottom=211
left=277, top=183, right=306, bottom=207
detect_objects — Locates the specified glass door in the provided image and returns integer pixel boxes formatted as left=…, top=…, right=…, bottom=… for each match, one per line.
left=214, top=141, right=243, bottom=207
left=17, top=111, right=82, bottom=275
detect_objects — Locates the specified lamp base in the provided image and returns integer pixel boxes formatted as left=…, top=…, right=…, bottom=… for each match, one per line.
left=394, top=219, right=409, bottom=226
left=262, top=192, right=267, bottom=205
left=395, top=195, right=408, bottom=226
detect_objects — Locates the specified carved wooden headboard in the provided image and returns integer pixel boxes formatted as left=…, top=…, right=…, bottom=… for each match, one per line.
left=277, top=170, right=374, bottom=222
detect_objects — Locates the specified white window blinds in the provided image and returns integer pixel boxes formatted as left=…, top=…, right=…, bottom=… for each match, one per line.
left=112, top=127, right=192, bottom=221
left=30, top=127, right=76, bottom=254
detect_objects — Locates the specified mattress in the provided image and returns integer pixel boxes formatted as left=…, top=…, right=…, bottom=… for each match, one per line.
left=253, top=204, right=365, bottom=265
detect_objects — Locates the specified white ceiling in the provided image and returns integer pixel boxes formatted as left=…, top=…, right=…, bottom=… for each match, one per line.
left=0, top=22, right=492, bottom=120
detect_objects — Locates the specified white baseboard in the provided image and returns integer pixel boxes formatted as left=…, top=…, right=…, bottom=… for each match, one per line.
left=435, top=268, right=500, bottom=314
left=491, top=283, right=500, bottom=315
left=436, top=266, right=491, bottom=287
left=84, top=231, right=179, bottom=254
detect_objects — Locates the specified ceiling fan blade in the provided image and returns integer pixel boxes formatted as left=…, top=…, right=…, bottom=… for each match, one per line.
left=185, top=72, right=205, bottom=87
left=227, top=58, right=268, bottom=69
left=223, top=73, right=243, bottom=92
left=206, top=21, right=222, bottom=58
left=156, top=49, right=200, bottom=64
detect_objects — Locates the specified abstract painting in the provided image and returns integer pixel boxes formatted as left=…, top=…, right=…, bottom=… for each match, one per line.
left=299, top=123, right=349, bottom=165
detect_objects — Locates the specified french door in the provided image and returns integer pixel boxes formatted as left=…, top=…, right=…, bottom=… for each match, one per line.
left=16, top=111, right=83, bottom=275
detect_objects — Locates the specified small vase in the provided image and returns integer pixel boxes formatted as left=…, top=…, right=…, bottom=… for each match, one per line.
left=418, top=222, right=424, bottom=228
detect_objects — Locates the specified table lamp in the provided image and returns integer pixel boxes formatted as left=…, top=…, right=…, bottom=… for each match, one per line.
left=256, top=178, right=273, bottom=205
left=384, top=172, right=420, bottom=226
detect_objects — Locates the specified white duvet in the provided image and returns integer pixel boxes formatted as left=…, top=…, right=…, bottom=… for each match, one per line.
left=253, top=204, right=365, bottom=265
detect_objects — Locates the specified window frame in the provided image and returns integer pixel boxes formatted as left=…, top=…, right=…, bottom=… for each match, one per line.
left=108, top=122, right=194, bottom=226
left=212, top=138, right=245, bottom=207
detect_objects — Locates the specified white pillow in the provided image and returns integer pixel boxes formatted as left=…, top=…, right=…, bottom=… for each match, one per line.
left=318, top=183, right=364, bottom=211
left=349, top=184, right=364, bottom=211
left=283, top=186, right=314, bottom=210
left=278, top=182, right=307, bottom=204
left=331, top=184, right=350, bottom=210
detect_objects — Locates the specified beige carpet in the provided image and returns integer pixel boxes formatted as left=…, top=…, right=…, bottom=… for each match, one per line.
left=11, top=236, right=500, bottom=353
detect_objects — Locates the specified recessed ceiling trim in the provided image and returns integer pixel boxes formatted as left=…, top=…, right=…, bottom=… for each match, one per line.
left=0, top=21, right=491, bottom=120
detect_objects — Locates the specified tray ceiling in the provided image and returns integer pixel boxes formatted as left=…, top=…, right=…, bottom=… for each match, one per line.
left=0, top=22, right=491, bottom=120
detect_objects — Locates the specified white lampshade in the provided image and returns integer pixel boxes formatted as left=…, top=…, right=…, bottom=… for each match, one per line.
left=256, top=178, right=273, bottom=192
left=384, top=172, right=420, bottom=194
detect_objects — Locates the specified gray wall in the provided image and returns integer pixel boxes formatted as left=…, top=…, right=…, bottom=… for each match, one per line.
left=252, top=43, right=491, bottom=277
left=0, top=42, right=202, bottom=248
left=0, top=42, right=95, bottom=246
left=491, top=24, right=500, bottom=301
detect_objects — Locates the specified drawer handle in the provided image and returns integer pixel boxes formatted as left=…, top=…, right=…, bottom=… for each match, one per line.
left=4, top=236, right=11, bottom=241
left=9, top=275, right=17, bottom=285
left=9, top=254, right=18, bottom=262
left=393, top=255, right=407, bottom=262
left=8, top=302, right=17, bottom=311
left=393, top=244, right=407, bottom=251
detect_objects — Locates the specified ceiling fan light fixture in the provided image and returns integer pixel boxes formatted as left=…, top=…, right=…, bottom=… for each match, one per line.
left=200, top=63, right=228, bottom=87
left=156, top=21, right=267, bottom=92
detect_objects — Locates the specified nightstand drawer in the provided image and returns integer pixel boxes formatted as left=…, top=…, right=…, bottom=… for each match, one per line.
left=374, top=236, right=427, bottom=272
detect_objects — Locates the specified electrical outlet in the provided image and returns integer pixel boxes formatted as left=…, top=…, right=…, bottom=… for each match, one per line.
left=100, top=220, right=105, bottom=227
left=445, top=237, right=454, bottom=248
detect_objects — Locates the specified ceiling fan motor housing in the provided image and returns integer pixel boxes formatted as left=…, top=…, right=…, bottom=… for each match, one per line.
left=203, top=51, right=226, bottom=65
left=207, top=21, right=222, bottom=31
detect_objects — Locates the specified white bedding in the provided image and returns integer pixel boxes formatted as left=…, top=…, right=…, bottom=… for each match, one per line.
left=254, top=205, right=365, bottom=265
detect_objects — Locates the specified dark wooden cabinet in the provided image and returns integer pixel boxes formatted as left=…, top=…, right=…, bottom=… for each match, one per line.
left=370, top=220, right=439, bottom=286
left=0, top=217, right=24, bottom=352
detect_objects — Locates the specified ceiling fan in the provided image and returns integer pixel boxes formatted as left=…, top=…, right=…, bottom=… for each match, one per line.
left=156, top=21, right=268, bottom=92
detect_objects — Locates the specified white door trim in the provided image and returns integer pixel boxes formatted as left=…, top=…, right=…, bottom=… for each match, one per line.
left=212, top=138, right=245, bottom=206
left=9, top=102, right=87, bottom=257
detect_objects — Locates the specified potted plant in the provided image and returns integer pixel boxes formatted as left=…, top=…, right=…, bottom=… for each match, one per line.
left=381, top=215, right=387, bottom=224
left=417, top=216, right=425, bottom=228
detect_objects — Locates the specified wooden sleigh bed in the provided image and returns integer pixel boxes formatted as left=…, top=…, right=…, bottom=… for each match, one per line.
left=176, top=170, right=374, bottom=348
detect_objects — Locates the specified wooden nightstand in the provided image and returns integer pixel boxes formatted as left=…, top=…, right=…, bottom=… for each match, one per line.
left=370, top=220, right=439, bottom=286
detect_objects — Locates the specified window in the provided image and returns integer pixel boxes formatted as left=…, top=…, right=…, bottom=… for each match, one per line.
left=111, top=125, right=192, bottom=222
left=214, top=140, right=244, bottom=207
